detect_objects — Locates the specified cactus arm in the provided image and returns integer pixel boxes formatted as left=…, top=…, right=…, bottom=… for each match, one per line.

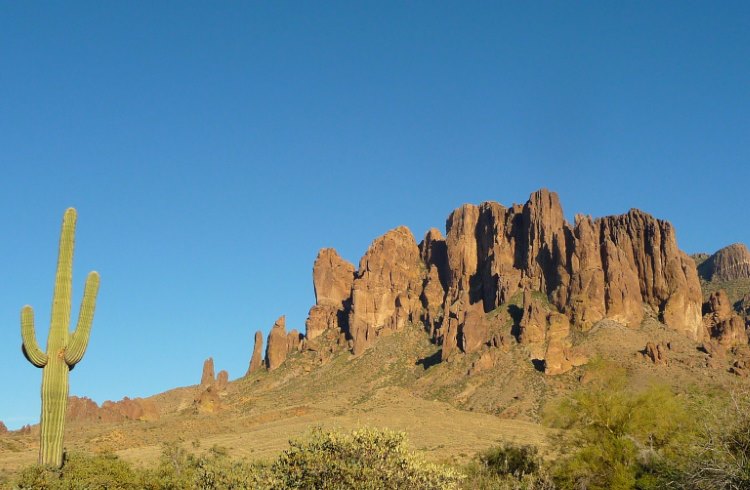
left=64, top=271, right=100, bottom=366
left=21, top=305, right=48, bottom=367
left=48, top=208, right=76, bottom=353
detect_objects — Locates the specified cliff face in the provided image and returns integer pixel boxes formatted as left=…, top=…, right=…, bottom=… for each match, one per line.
left=255, top=189, right=707, bottom=374
left=698, top=243, right=750, bottom=282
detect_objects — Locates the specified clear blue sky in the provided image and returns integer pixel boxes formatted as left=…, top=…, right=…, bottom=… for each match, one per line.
left=1, top=2, right=748, bottom=429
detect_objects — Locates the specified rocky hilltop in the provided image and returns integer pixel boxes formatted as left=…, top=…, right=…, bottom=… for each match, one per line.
left=698, top=243, right=750, bottom=282
left=249, top=189, right=710, bottom=376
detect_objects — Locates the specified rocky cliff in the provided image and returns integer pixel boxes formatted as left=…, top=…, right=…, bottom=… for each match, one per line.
left=253, top=189, right=709, bottom=375
left=698, top=243, right=750, bottom=282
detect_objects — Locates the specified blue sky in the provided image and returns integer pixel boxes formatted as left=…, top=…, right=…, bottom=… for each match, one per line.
left=1, top=2, right=748, bottom=429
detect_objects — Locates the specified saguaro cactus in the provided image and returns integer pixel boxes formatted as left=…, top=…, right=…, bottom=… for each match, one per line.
left=21, top=208, right=100, bottom=467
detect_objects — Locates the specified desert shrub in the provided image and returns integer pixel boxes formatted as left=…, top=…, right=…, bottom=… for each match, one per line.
left=670, top=391, right=750, bottom=489
left=137, top=441, right=271, bottom=489
left=14, top=452, right=140, bottom=489
left=270, top=427, right=463, bottom=489
left=545, top=359, right=693, bottom=490
left=462, top=443, right=555, bottom=490
left=479, top=443, right=540, bottom=478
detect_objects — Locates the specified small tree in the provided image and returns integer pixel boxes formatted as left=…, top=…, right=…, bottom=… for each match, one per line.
left=546, top=359, right=691, bottom=490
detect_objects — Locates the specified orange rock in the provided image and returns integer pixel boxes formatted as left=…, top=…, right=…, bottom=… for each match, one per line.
left=305, top=248, right=355, bottom=340
left=200, top=357, right=215, bottom=386
left=699, top=243, right=750, bottom=281
left=265, top=316, right=288, bottom=371
left=247, top=330, right=264, bottom=374
left=349, top=226, right=424, bottom=355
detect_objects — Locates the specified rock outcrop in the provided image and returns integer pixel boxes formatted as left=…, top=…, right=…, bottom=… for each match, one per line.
left=200, top=358, right=215, bottom=387
left=295, top=188, right=704, bottom=374
left=305, top=249, right=355, bottom=340
left=704, top=290, right=748, bottom=347
left=0, top=421, right=7, bottom=434
left=544, top=312, right=586, bottom=375
left=644, top=341, right=670, bottom=365
left=266, top=316, right=289, bottom=371
left=247, top=330, right=264, bottom=374
left=216, top=370, right=229, bottom=391
left=67, top=396, right=159, bottom=423
left=698, top=243, right=750, bottom=282
left=349, top=226, right=424, bottom=355
left=519, top=290, right=548, bottom=345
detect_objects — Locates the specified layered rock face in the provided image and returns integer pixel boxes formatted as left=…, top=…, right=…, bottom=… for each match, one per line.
left=257, top=189, right=705, bottom=376
left=348, top=226, right=424, bottom=355
left=699, top=243, right=750, bottom=282
left=438, top=190, right=703, bottom=360
left=305, top=249, right=355, bottom=341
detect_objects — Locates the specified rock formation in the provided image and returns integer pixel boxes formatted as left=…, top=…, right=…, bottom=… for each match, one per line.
left=195, top=387, right=222, bottom=413
left=200, top=358, right=215, bottom=386
left=66, top=396, right=159, bottom=423
left=305, top=249, right=355, bottom=340
left=349, top=226, right=424, bottom=355
left=247, top=330, right=264, bottom=374
left=0, top=421, right=7, bottom=435
left=519, top=290, right=548, bottom=345
left=698, top=243, right=750, bottom=282
left=544, top=312, right=585, bottom=375
left=740, top=294, right=750, bottom=316
left=216, top=370, right=229, bottom=391
left=292, top=188, right=705, bottom=374
left=703, top=290, right=748, bottom=347
left=266, top=316, right=289, bottom=370
left=644, top=341, right=670, bottom=365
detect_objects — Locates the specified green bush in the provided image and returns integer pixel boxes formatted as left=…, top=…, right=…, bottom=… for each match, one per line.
left=669, top=391, right=750, bottom=489
left=462, top=443, right=555, bottom=490
left=14, top=452, right=140, bottom=489
left=271, top=427, right=462, bottom=490
left=545, top=359, right=692, bottom=490
left=478, top=444, right=540, bottom=478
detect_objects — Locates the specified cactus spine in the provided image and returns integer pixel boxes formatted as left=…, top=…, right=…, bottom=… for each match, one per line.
left=21, top=208, right=100, bottom=467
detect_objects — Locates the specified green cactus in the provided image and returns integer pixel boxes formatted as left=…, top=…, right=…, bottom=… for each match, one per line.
left=21, top=208, right=100, bottom=467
